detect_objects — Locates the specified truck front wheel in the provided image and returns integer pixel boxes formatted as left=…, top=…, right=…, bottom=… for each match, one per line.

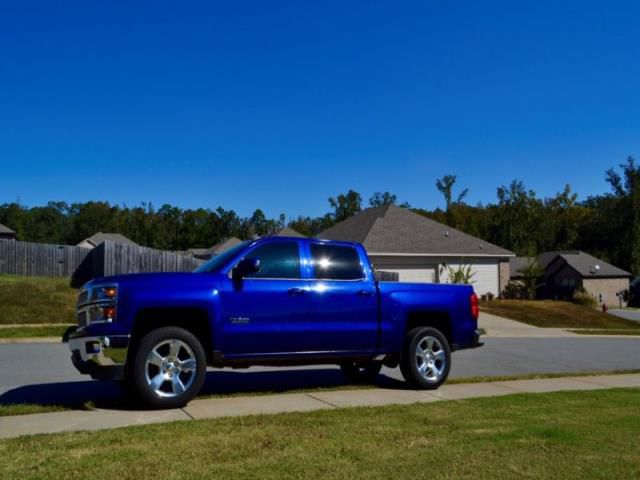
left=130, top=326, right=207, bottom=408
left=400, top=327, right=451, bottom=389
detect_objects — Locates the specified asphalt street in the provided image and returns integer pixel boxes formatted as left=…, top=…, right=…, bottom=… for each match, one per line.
left=1, top=337, right=639, bottom=409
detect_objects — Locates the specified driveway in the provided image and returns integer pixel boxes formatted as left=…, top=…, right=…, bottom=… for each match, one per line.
left=609, top=309, right=640, bottom=323
left=2, top=337, right=640, bottom=409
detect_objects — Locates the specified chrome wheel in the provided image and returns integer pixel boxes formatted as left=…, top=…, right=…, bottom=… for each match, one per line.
left=144, top=339, right=197, bottom=398
left=415, top=335, right=446, bottom=382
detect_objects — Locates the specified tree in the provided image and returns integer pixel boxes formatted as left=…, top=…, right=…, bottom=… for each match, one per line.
left=606, top=157, right=640, bottom=274
left=436, top=175, right=468, bottom=211
left=517, top=258, right=545, bottom=300
left=328, top=190, right=362, bottom=222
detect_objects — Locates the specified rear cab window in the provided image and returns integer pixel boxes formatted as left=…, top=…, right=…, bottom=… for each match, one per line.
left=310, top=243, right=364, bottom=280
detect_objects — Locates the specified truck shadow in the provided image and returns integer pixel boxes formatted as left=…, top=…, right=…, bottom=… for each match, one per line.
left=0, top=368, right=407, bottom=411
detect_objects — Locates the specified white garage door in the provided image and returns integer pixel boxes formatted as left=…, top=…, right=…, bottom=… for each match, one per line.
left=440, top=261, right=499, bottom=296
left=392, top=268, right=437, bottom=283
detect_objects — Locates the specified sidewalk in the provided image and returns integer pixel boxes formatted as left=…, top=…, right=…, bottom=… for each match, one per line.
left=1, top=373, right=638, bottom=440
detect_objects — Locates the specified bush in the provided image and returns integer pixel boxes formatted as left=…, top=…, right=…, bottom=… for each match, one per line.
left=501, top=281, right=527, bottom=300
left=572, top=290, right=598, bottom=309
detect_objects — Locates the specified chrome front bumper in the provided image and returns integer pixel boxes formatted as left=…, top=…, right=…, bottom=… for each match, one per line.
left=69, top=334, right=130, bottom=381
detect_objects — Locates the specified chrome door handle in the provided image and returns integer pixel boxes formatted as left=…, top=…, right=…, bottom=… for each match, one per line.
left=288, top=288, right=307, bottom=296
left=357, top=290, right=374, bottom=296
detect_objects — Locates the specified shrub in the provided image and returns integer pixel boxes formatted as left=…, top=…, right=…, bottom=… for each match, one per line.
left=502, top=281, right=527, bottom=300
left=572, top=290, right=598, bottom=309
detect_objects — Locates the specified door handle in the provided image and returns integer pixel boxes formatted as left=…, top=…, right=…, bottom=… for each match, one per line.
left=288, top=287, right=307, bottom=296
left=357, top=290, right=374, bottom=296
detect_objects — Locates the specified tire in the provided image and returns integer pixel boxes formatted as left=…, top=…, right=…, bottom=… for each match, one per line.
left=130, top=326, right=207, bottom=409
left=339, top=361, right=382, bottom=383
left=400, top=327, right=451, bottom=389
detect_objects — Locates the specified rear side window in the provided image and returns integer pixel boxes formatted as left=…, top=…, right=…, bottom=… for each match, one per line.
left=310, top=244, right=363, bottom=280
left=244, top=242, right=301, bottom=279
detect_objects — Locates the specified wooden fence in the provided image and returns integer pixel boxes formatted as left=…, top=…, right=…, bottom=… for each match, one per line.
left=97, top=241, right=204, bottom=277
left=0, top=239, right=205, bottom=287
left=0, top=239, right=93, bottom=278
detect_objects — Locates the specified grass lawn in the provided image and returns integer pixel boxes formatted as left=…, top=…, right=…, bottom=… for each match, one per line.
left=0, top=275, right=77, bottom=325
left=480, top=299, right=640, bottom=330
left=0, top=388, right=638, bottom=479
left=0, top=325, right=73, bottom=339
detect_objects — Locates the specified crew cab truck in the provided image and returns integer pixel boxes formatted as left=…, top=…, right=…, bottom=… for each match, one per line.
left=70, top=236, right=482, bottom=408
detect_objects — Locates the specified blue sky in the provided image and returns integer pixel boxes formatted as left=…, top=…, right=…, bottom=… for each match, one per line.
left=0, top=1, right=639, bottom=218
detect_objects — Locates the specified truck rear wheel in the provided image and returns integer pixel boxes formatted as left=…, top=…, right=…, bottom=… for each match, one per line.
left=130, top=326, right=207, bottom=408
left=339, top=361, right=382, bottom=383
left=400, top=327, right=451, bottom=389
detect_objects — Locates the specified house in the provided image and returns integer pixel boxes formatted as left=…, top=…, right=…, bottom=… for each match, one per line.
left=511, top=251, right=632, bottom=306
left=77, top=232, right=139, bottom=249
left=0, top=223, right=16, bottom=241
left=274, top=227, right=306, bottom=237
left=210, top=237, right=243, bottom=255
left=317, top=204, right=515, bottom=295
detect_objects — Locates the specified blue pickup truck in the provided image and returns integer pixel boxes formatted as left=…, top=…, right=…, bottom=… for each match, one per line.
left=69, top=236, right=481, bottom=408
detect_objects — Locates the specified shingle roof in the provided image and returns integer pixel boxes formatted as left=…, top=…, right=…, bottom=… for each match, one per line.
left=512, top=251, right=632, bottom=279
left=274, top=227, right=306, bottom=238
left=550, top=251, right=631, bottom=278
left=510, top=257, right=534, bottom=277
left=318, top=204, right=515, bottom=256
left=0, top=223, right=16, bottom=235
left=79, top=232, right=138, bottom=247
left=210, top=237, right=242, bottom=255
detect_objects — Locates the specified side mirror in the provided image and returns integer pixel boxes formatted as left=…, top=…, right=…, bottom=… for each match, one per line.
left=232, top=257, right=260, bottom=281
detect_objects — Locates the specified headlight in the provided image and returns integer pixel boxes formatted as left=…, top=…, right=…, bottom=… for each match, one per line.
left=92, top=285, right=118, bottom=302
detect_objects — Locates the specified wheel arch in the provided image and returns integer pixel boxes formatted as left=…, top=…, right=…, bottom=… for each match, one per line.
left=405, top=310, right=453, bottom=346
left=129, top=307, right=214, bottom=364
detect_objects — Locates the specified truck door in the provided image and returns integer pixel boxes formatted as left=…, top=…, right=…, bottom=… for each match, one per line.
left=219, top=239, right=313, bottom=355
left=304, top=242, right=379, bottom=353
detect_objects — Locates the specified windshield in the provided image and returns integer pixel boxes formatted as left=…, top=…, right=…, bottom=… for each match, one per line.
left=194, top=241, right=251, bottom=273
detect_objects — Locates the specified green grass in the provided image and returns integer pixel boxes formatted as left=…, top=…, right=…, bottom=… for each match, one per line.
left=0, top=404, right=68, bottom=417
left=480, top=299, right=640, bottom=330
left=1, top=388, right=638, bottom=479
left=0, top=325, right=73, bottom=339
left=0, top=275, right=77, bottom=325
left=569, top=329, right=640, bottom=336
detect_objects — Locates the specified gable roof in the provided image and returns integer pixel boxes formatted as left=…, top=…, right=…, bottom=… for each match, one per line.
left=318, top=204, right=514, bottom=257
left=210, top=237, right=242, bottom=255
left=0, top=223, right=16, bottom=235
left=78, top=232, right=138, bottom=247
left=274, top=227, right=306, bottom=238
left=548, top=251, right=631, bottom=278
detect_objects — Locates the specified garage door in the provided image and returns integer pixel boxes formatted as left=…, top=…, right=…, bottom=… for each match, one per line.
left=393, top=268, right=437, bottom=283
left=440, top=261, right=499, bottom=295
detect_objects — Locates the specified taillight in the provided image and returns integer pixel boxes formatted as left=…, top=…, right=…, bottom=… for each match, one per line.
left=470, top=293, right=479, bottom=320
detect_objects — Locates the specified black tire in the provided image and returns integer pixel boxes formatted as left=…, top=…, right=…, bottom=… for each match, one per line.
left=130, top=326, right=207, bottom=409
left=339, top=361, right=383, bottom=383
left=400, top=327, right=451, bottom=389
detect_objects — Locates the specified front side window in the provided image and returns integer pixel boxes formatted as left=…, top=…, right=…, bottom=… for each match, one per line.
left=310, top=244, right=363, bottom=280
left=244, top=242, right=301, bottom=279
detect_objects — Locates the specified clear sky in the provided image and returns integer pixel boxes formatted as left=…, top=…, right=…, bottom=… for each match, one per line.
left=1, top=1, right=639, bottom=218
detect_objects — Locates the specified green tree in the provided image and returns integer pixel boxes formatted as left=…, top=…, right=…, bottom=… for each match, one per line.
left=329, top=190, right=362, bottom=222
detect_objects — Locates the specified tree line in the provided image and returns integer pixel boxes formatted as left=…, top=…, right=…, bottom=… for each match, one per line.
left=1, top=157, right=638, bottom=275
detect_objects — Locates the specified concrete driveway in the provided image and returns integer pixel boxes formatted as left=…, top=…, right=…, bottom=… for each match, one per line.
left=609, top=309, right=640, bottom=323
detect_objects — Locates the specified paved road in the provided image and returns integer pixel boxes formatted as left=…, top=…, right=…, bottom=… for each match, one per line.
left=1, top=337, right=639, bottom=409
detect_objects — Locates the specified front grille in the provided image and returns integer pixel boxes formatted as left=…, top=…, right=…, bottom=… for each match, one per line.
left=77, top=310, right=88, bottom=328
